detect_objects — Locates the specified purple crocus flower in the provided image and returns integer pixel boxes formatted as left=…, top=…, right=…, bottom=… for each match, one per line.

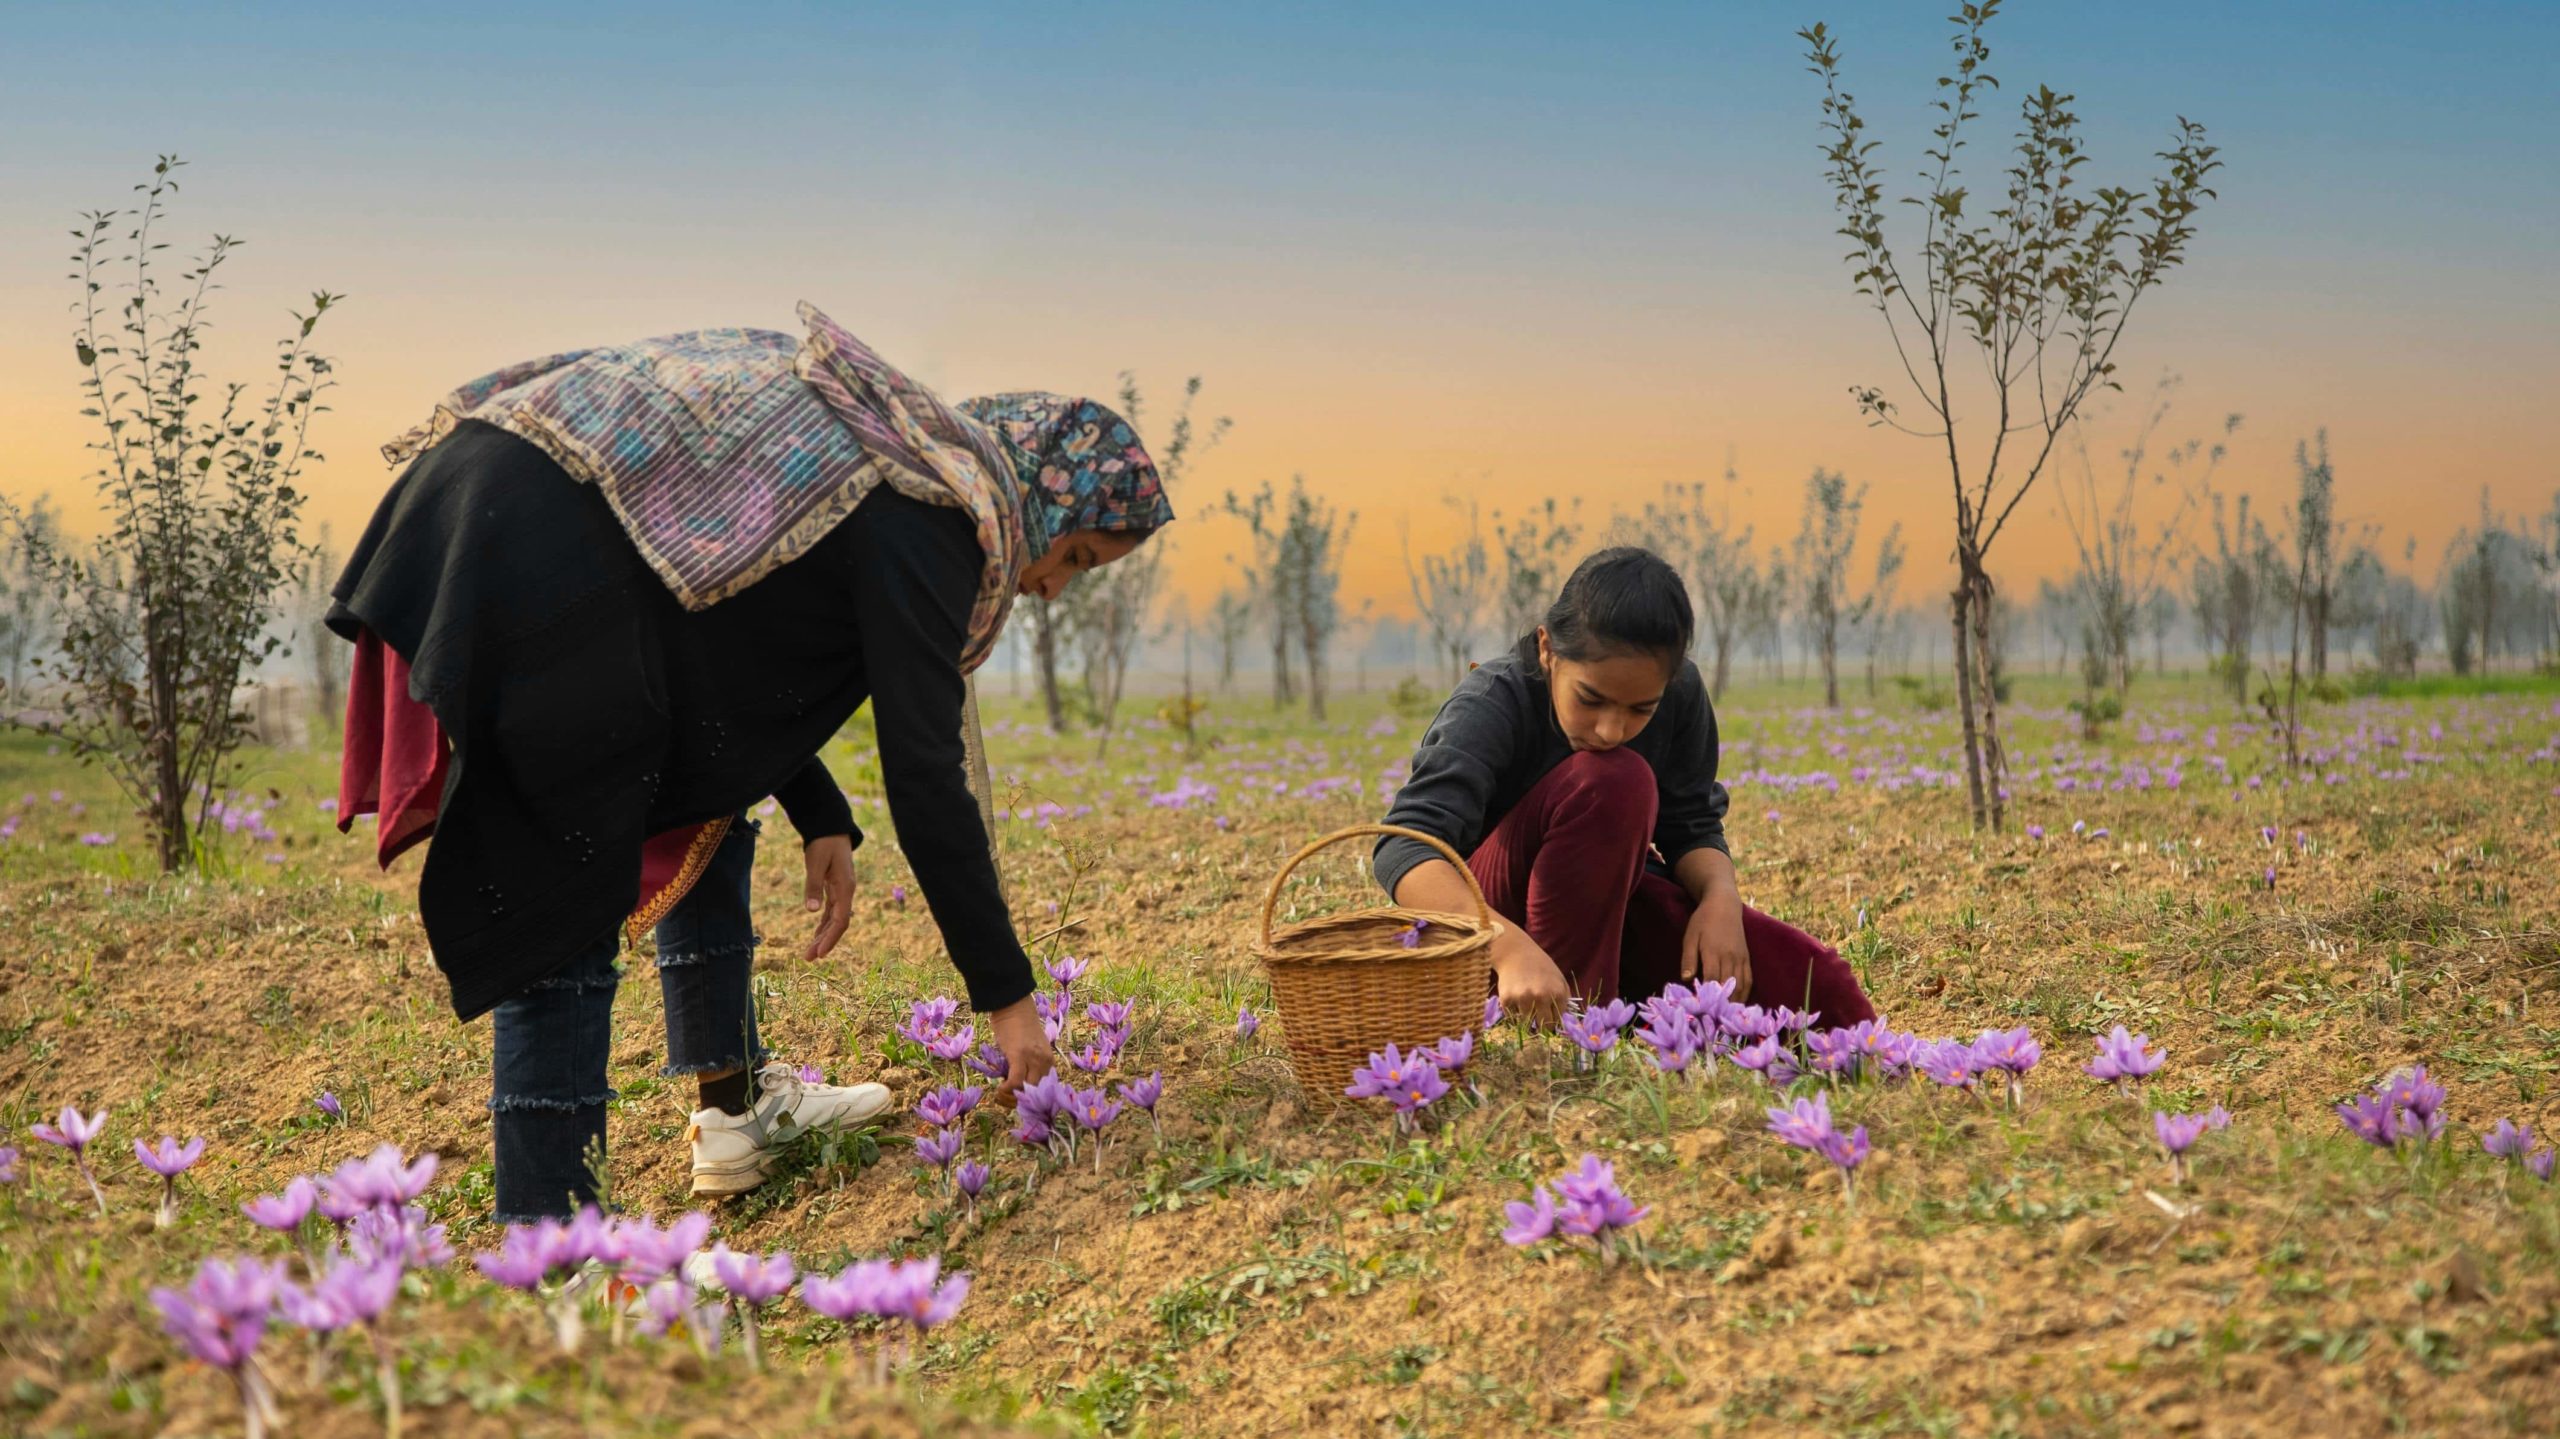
left=152, top=1256, right=286, bottom=1438
left=2151, top=1110, right=2223, bottom=1185
left=1502, top=1185, right=1560, bottom=1247
left=964, top=1042, right=1010, bottom=1083
left=1561, top=1002, right=1631, bottom=1059
left=1766, top=1091, right=1836, bottom=1150
left=1728, top=1034, right=1785, bottom=1081
left=914, top=1085, right=983, bottom=1131
left=1045, top=955, right=1090, bottom=989
left=0, top=1146, right=20, bottom=1185
left=913, top=1126, right=965, bottom=1177
left=2484, top=1119, right=2536, bottom=1161
left=30, top=1105, right=108, bottom=1215
left=1971, top=1027, right=2041, bottom=1108
left=349, top=1205, right=454, bottom=1271
left=1235, top=1005, right=1262, bottom=1042
left=2382, top=1067, right=2447, bottom=1142
left=1010, top=1108, right=1055, bottom=1154
left=2084, top=1026, right=2164, bottom=1091
left=315, top=1092, right=344, bottom=1122
left=1552, top=1154, right=1650, bottom=1259
left=1396, top=918, right=1431, bottom=950
left=242, top=1177, right=318, bottom=1235
left=1084, top=998, right=1135, bottom=1035
left=1063, top=1031, right=1123, bottom=1076
left=900, top=997, right=961, bottom=1049
left=709, top=1243, right=796, bottom=1371
left=889, top=884, right=908, bottom=906
left=1482, top=994, right=1504, bottom=1031
left=2336, top=1091, right=2402, bottom=1148
left=1430, top=1031, right=1478, bottom=1095
left=924, top=1025, right=978, bottom=1064
left=1386, top=1063, right=1450, bottom=1126
left=1116, top=1071, right=1166, bottom=1141
left=135, top=1135, right=205, bottom=1229
left=1815, top=1125, right=1872, bottom=1202
left=1637, top=1014, right=1701, bottom=1076
left=1916, top=1039, right=1980, bottom=1093
left=1068, top=1088, right=1123, bottom=1134
left=2529, top=1149, right=2558, bottom=1183
left=954, top=1161, right=991, bottom=1208
left=1344, top=1043, right=1422, bottom=1101
left=473, top=1228, right=555, bottom=1293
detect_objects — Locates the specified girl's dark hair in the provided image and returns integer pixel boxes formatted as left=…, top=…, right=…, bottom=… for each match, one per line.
left=1542, top=547, right=1694, bottom=669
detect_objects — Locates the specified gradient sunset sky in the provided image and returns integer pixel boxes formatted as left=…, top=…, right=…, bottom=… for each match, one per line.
left=3, top=1, right=2553, bottom=622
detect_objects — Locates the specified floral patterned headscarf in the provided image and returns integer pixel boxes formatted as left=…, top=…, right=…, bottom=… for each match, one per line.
left=958, top=393, right=1174, bottom=552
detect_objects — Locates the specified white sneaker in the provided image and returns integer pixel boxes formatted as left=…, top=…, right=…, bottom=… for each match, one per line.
left=686, top=1068, right=893, bottom=1198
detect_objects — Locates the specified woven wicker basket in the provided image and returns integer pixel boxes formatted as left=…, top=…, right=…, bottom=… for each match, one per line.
left=1254, top=824, right=1500, bottom=1104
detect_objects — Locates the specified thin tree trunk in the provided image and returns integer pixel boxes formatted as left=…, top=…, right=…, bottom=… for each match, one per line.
left=1950, top=585, right=1987, bottom=831
left=1965, top=565, right=2007, bottom=830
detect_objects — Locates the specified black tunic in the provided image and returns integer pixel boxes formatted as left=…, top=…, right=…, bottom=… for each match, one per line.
left=327, top=420, right=1033, bottom=1020
left=1372, top=633, right=1732, bottom=900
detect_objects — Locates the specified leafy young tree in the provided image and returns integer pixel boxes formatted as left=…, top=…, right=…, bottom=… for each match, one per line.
left=1803, top=4, right=2221, bottom=829
left=3, top=158, right=341, bottom=872
left=1277, top=478, right=1355, bottom=721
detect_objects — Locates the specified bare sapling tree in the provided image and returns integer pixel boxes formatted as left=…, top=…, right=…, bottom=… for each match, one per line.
left=2190, top=488, right=2270, bottom=703
left=2279, top=430, right=2358, bottom=680
left=0, top=496, right=63, bottom=707
left=2437, top=491, right=2534, bottom=675
left=2, top=158, right=341, bottom=872
left=1803, top=3, right=2221, bottom=829
left=1223, top=483, right=1299, bottom=708
left=1208, top=586, right=1251, bottom=693
left=1789, top=468, right=1870, bottom=708
left=1278, top=478, right=1354, bottom=721
left=290, top=524, right=346, bottom=736
left=1072, top=373, right=1228, bottom=758
left=1492, top=497, right=1584, bottom=643
left=1401, top=496, right=1493, bottom=682
left=1858, top=522, right=1906, bottom=698
left=2054, top=382, right=2232, bottom=695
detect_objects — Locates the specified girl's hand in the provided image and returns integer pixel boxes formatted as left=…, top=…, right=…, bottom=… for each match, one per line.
left=1682, top=891, right=1752, bottom=1003
left=1491, top=930, right=1571, bottom=1029
left=801, top=834, right=856, bottom=960
left=984, top=996, right=1054, bottom=1104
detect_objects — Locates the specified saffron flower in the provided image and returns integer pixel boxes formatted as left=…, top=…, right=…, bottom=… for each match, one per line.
left=2151, top=1108, right=2230, bottom=1185
left=1970, top=1027, right=2042, bottom=1110
left=1045, top=954, right=1091, bottom=989
left=2084, top=1026, right=2164, bottom=1091
left=1235, top=1005, right=1261, bottom=1042
left=923, top=1025, right=978, bottom=1064
left=954, top=1161, right=991, bottom=1215
left=1063, top=1030, right=1123, bottom=1075
left=1766, top=1091, right=1837, bottom=1150
left=1916, top=1039, right=1980, bottom=1093
left=1116, top=1071, right=1165, bottom=1142
left=964, top=1042, right=1009, bottom=1083
left=899, top=997, right=961, bottom=1049
left=2380, top=1066, right=2448, bottom=1143
left=1482, top=993, right=1504, bottom=1030
left=1084, top=998, right=1135, bottom=1036
left=913, top=1127, right=965, bottom=1180
left=708, top=1244, right=796, bottom=1372
left=1396, top=918, right=1431, bottom=950
left=0, top=1146, right=19, bottom=1185
left=2336, top=1091, right=2403, bottom=1149
left=152, top=1257, right=286, bottom=1439
left=30, top=1105, right=108, bottom=1215
left=2484, top=1119, right=2536, bottom=1161
left=1637, top=1012, right=1702, bottom=1076
left=242, top=1178, right=318, bottom=1236
left=1431, top=1031, right=1479, bottom=1096
left=914, top=1085, right=983, bottom=1131
left=1386, top=1062, right=1451, bottom=1125
left=889, top=884, right=908, bottom=906
left=2529, top=1149, right=2558, bottom=1183
left=134, top=1136, right=205, bottom=1229
left=1501, top=1185, right=1559, bottom=1247
left=316, top=1092, right=344, bottom=1122
left=1561, top=1000, right=1634, bottom=1060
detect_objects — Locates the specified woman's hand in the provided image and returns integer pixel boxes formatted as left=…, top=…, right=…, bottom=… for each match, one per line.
left=1491, top=928, right=1571, bottom=1029
left=801, top=834, right=856, bottom=961
left=1683, top=889, right=1752, bottom=1003
left=984, top=996, right=1054, bottom=1104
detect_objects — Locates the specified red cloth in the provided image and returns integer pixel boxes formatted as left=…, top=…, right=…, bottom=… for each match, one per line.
left=336, top=627, right=716, bottom=929
left=1464, top=745, right=1876, bottom=1023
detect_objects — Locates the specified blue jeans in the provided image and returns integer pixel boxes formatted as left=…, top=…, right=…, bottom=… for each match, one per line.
left=488, top=815, right=767, bottom=1221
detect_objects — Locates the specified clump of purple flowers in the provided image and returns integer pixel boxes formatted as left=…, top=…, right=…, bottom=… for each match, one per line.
left=800, top=1255, right=972, bottom=1382
left=707, top=1244, right=796, bottom=1371
left=1971, top=1027, right=2042, bottom=1109
left=2084, top=1026, right=2164, bottom=1094
left=151, top=1257, right=287, bottom=1439
left=1345, top=1043, right=1450, bottom=1134
left=2151, top=1107, right=2232, bottom=1185
left=2483, top=1119, right=2557, bottom=1185
left=1504, top=1154, right=1650, bottom=1264
left=1235, top=1005, right=1262, bottom=1044
left=2336, top=1065, right=2447, bottom=1153
left=1561, top=999, right=1637, bottom=1069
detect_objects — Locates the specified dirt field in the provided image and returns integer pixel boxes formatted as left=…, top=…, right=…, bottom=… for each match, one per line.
left=3, top=672, right=2557, bottom=1437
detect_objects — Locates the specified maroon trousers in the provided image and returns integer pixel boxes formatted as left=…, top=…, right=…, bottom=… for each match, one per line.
left=1465, top=746, right=1876, bottom=1023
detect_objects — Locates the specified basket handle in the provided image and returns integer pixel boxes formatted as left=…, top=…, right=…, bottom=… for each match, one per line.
left=1259, top=824, right=1494, bottom=949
